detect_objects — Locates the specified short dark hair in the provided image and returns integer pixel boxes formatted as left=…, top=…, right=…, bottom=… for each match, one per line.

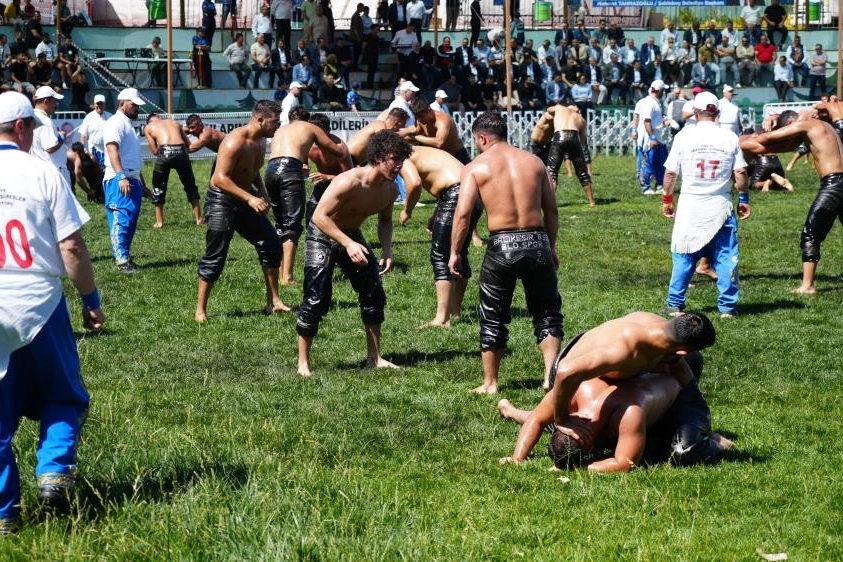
left=548, top=428, right=587, bottom=469
left=289, top=106, right=310, bottom=122
left=776, top=110, right=798, bottom=129
left=145, top=112, right=160, bottom=124
left=71, top=141, right=84, bottom=153
left=367, top=130, right=412, bottom=165
left=471, top=110, right=507, bottom=139
left=671, top=312, right=716, bottom=350
left=253, top=99, right=280, bottom=118
left=309, top=112, right=331, bottom=133
left=386, top=107, right=409, bottom=123
left=186, top=114, right=202, bottom=126
left=408, top=96, right=430, bottom=115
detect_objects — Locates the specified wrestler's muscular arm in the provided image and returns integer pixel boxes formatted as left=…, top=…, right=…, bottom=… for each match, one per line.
left=448, top=163, right=481, bottom=276
left=377, top=197, right=395, bottom=274
left=314, top=126, right=348, bottom=158
left=413, top=118, right=449, bottom=149
left=145, top=124, right=159, bottom=156
left=588, top=406, right=646, bottom=473
left=503, top=392, right=557, bottom=463
left=399, top=159, right=422, bottom=225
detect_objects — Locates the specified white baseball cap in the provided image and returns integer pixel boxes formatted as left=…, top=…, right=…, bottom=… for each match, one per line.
left=34, top=85, right=64, bottom=100
left=692, top=91, right=720, bottom=111
left=399, top=81, right=420, bottom=93
left=289, top=81, right=305, bottom=89
left=650, top=79, right=666, bottom=91
left=722, top=84, right=734, bottom=93
left=434, top=89, right=448, bottom=99
left=94, top=94, right=106, bottom=104
left=0, top=91, right=35, bottom=124
left=117, top=87, right=145, bottom=105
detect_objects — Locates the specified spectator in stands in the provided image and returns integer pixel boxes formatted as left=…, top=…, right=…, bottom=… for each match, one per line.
left=201, top=0, right=216, bottom=47
left=469, top=0, right=482, bottom=46
left=662, top=36, right=682, bottom=86
left=311, top=36, right=329, bottom=73
left=487, top=39, right=505, bottom=81
left=519, top=73, right=544, bottom=110
left=0, top=34, right=10, bottom=83
left=360, top=24, right=380, bottom=88
left=69, top=69, right=88, bottom=111
left=292, top=38, right=309, bottom=64
left=679, top=38, right=696, bottom=86
left=10, top=52, right=34, bottom=94
left=692, top=54, right=717, bottom=93
left=786, top=35, right=807, bottom=87
left=754, top=34, right=776, bottom=87
left=773, top=55, right=794, bottom=102
left=721, top=20, right=739, bottom=46
left=569, top=37, right=588, bottom=66
left=808, top=43, right=828, bottom=99
left=391, top=22, right=415, bottom=79
left=601, top=37, right=620, bottom=65
left=436, top=36, right=453, bottom=82
left=272, top=0, right=293, bottom=49
left=763, top=0, right=788, bottom=49
left=388, top=0, right=407, bottom=38
left=292, top=52, right=315, bottom=93
left=301, top=0, right=315, bottom=43
left=539, top=54, right=558, bottom=87
left=252, top=5, right=273, bottom=46
left=220, top=0, right=237, bottom=31
left=640, top=36, right=660, bottom=68
left=272, top=38, right=293, bottom=87
left=646, top=53, right=664, bottom=84
left=736, top=35, right=756, bottom=87
left=445, top=0, right=458, bottom=32
left=587, top=37, right=602, bottom=64
left=717, top=34, right=738, bottom=88
left=317, top=72, right=345, bottom=110
left=437, top=73, right=462, bottom=112
left=603, top=51, right=626, bottom=104
left=57, top=35, right=79, bottom=90
left=427, top=88, right=447, bottom=113
left=741, top=0, right=762, bottom=32
left=521, top=48, right=541, bottom=82
left=454, top=37, right=472, bottom=74
left=273, top=81, right=287, bottom=102
left=22, top=0, right=33, bottom=19
left=593, top=19, right=609, bottom=47
left=349, top=2, right=365, bottom=67
left=54, top=0, right=82, bottom=35
left=701, top=20, right=721, bottom=47
left=546, top=73, right=567, bottom=105
left=660, top=21, right=678, bottom=50
left=31, top=52, right=54, bottom=87
left=607, top=21, right=625, bottom=45
left=224, top=33, right=251, bottom=88
left=571, top=74, right=592, bottom=114
left=511, top=12, right=525, bottom=47
left=4, top=0, right=22, bottom=27
left=319, top=0, right=335, bottom=44
left=624, top=59, right=647, bottom=102
left=147, top=36, right=166, bottom=87
left=420, top=40, right=437, bottom=90
left=311, top=4, right=329, bottom=47
left=461, top=73, right=484, bottom=111
left=347, top=81, right=362, bottom=112
left=560, top=56, right=579, bottom=90
left=10, top=29, right=27, bottom=57
left=406, top=0, right=427, bottom=45
left=34, top=33, right=56, bottom=66
left=321, top=52, right=339, bottom=82
left=582, top=56, right=606, bottom=105
left=683, top=19, right=703, bottom=49
left=192, top=28, right=212, bottom=88
left=697, top=36, right=716, bottom=68
left=743, top=21, right=762, bottom=47
left=250, top=33, right=276, bottom=89
left=474, top=38, right=489, bottom=69
left=619, top=38, right=639, bottom=67
left=537, top=39, right=553, bottom=64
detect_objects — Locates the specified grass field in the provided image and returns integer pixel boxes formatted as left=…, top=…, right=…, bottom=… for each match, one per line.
left=3, top=153, right=843, bottom=561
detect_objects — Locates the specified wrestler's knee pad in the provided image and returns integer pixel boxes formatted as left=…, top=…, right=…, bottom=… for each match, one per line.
left=800, top=226, right=821, bottom=262
left=480, top=323, right=508, bottom=350
left=670, top=430, right=724, bottom=466
left=360, top=282, right=386, bottom=326
left=150, top=181, right=167, bottom=205
left=255, top=233, right=282, bottom=269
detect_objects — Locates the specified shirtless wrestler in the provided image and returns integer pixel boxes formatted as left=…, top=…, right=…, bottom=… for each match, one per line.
left=406, top=97, right=471, bottom=164
left=296, top=130, right=413, bottom=376
left=266, top=106, right=347, bottom=285
left=305, top=112, right=353, bottom=225
left=185, top=114, right=226, bottom=155
left=399, top=146, right=482, bottom=328
left=742, top=109, right=843, bottom=293
left=449, top=111, right=562, bottom=394
left=347, top=107, right=409, bottom=165
left=67, top=142, right=104, bottom=202
left=497, top=355, right=732, bottom=472
left=545, top=104, right=595, bottom=207
left=549, top=311, right=716, bottom=429
left=144, top=113, right=202, bottom=227
left=195, top=100, right=292, bottom=322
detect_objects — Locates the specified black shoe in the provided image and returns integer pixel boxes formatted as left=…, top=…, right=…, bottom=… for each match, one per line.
left=0, top=516, right=20, bottom=535
left=117, top=260, right=140, bottom=274
left=37, top=485, right=73, bottom=514
left=662, top=305, right=685, bottom=317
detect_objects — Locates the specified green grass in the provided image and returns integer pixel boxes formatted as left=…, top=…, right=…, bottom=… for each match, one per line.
left=3, top=155, right=843, bottom=560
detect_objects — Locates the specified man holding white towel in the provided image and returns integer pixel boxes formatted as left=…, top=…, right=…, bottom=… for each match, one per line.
left=660, top=91, right=750, bottom=318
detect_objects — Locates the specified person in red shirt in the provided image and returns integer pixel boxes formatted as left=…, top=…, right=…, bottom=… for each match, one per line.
left=754, top=33, right=777, bottom=86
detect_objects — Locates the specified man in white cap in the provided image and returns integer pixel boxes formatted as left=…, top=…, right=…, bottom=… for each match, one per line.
left=630, top=79, right=668, bottom=195
left=0, top=91, right=105, bottom=535
left=430, top=89, right=450, bottom=115
left=660, top=90, right=750, bottom=318
left=280, top=80, right=304, bottom=125
left=388, top=80, right=419, bottom=125
left=30, top=85, right=70, bottom=186
left=103, top=87, right=146, bottom=274
left=718, top=84, right=741, bottom=135
left=78, top=93, right=112, bottom=166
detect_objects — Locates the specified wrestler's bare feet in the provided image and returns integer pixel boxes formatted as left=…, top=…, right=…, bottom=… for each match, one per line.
left=194, top=310, right=207, bottom=323
left=297, top=362, right=313, bottom=377
left=195, top=217, right=205, bottom=225
left=280, top=278, right=298, bottom=286
left=761, top=180, right=771, bottom=192
left=471, top=383, right=499, bottom=394
left=265, top=300, right=294, bottom=314
left=365, top=357, right=402, bottom=369
left=497, top=398, right=515, bottom=419
left=153, top=222, right=163, bottom=229
left=782, top=179, right=795, bottom=191
left=711, top=433, right=734, bottom=450
left=792, top=284, right=817, bottom=294
left=418, top=319, right=450, bottom=329
left=695, top=266, right=718, bottom=280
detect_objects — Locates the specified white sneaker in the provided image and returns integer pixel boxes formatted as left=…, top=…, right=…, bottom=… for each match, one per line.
left=642, top=188, right=656, bottom=195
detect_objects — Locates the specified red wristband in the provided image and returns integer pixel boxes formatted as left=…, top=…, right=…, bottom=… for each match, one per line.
left=662, top=194, right=674, bottom=204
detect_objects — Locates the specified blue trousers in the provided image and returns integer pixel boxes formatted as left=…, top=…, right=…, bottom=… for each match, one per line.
left=639, top=142, right=667, bottom=192
left=667, top=213, right=740, bottom=314
left=0, top=297, right=89, bottom=519
left=104, top=176, right=143, bottom=264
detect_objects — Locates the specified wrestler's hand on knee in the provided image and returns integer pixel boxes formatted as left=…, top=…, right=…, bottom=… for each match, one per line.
left=345, top=240, right=370, bottom=265
left=379, top=257, right=393, bottom=275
